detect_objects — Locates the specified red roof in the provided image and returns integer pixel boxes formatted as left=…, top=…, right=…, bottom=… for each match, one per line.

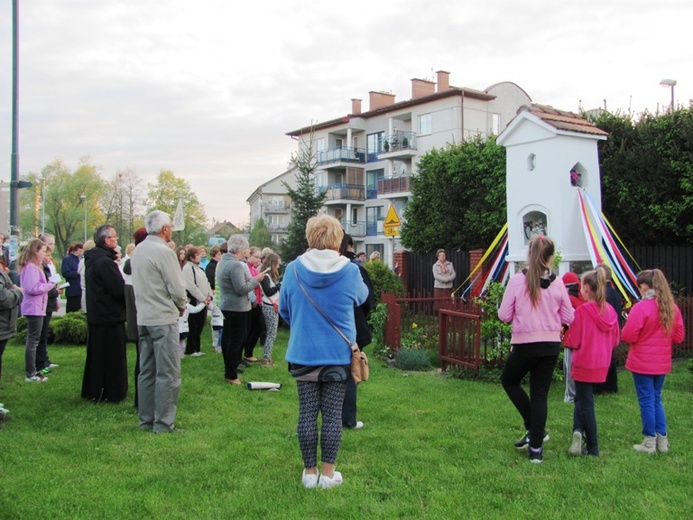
left=522, top=104, right=609, bottom=137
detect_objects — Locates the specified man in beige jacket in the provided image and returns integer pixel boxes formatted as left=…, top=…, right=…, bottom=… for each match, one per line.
left=132, top=210, right=187, bottom=433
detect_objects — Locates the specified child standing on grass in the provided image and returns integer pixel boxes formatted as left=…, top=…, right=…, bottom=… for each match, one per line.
left=622, top=269, right=685, bottom=454
left=565, top=268, right=620, bottom=457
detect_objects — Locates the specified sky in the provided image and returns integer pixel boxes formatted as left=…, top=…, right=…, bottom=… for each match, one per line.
left=1, top=0, right=691, bottom=229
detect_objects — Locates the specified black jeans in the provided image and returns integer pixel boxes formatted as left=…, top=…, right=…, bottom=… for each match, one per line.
left=342, top=376, right=358, bottom=428
left=36, top=311, right=54, bottom=370
left=185, top=310, right=206, bottom=355
left=221, top=310, right=249, bottom=380
left=244, top=305, right=265, bottom=358
left=0, top=338, right=8, bottom=381
left=573, top=381, right=599, bottom=455
left=501, top=351, right=558, bottom=449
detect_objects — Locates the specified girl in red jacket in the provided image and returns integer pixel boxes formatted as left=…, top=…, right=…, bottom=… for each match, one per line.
left=566, top=268, right=620, bottom=457
left=622, top=269, right=685, bottom=454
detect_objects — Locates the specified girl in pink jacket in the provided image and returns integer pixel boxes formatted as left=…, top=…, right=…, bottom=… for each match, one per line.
left=19, top=239, right=57, bottom=382
left=498, top=236, right=574, bottom=464
left=622, top=269, right=685, bottom=454
left=566, top=268, right=620, bottom=457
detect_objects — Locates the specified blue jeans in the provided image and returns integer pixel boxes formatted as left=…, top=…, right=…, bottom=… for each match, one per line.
left=632, top=372, right=667, bottom=437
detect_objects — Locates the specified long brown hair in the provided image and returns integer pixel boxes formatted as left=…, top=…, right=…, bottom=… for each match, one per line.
left=581, top=268, right=607, bottom=311
left=260, top=252, right=281, bottom=282
left=18, top=239, right=45, bottom=269
left=638, top=269, right=677, bottom=334
left=524, top=235, right=555, bottom=307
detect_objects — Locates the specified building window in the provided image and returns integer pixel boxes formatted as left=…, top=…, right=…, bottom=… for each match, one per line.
left=492, top=113, right=501, bottom=135
left=418, top=114, right=432, bottom=135
left=366, top=244, right=384, bottom=258
left=351, top=207, right=358, bottom=225
left=366, top=169, right=384, bottom=199
left=366, top=206, right=384, bottom=236
left=367, top=132, right=384, bottom=161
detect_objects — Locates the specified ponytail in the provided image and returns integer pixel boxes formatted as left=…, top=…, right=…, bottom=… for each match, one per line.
left=637, top=269, right=676, bottom=334
left=525, top=235, right=555, bottom=307
left=581, top=268, right=607, bottom=310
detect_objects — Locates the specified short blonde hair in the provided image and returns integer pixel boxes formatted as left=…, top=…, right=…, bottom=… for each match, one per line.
left=305, top=215, right=343, bottom=251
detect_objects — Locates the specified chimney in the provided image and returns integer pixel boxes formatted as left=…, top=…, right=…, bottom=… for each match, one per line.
left=351, top=98, right=362, bottom=115
left=411, top=78, right=435, bottom=99
left=436, top=70, right=450, bottom=92
left=369, top=91, right=396, bottom=110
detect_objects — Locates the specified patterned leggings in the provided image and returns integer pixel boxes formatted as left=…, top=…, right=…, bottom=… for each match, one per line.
left=296, top=380, right=347, bottom=468
left=261, top=305, right=278, bottom=360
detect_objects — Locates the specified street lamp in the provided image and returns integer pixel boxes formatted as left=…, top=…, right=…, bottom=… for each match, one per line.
left=39, top=177, right=46, bottom=234
left=659, top=78, right=676, bottom=111
left=80, top=194, right=87, bottom=242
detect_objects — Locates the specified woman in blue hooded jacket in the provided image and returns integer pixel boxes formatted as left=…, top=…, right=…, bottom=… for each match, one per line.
left=280, top=215, right=368, bottom=490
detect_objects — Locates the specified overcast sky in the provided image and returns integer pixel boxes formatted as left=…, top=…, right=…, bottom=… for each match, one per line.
left=1, top=0, right=690, bottom=228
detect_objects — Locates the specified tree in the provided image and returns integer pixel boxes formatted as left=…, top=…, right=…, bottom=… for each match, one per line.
left=21, top=158, right=107, bottom=255
left=101, top=168, right=145, bottom=244
left=147, top=169, right=208, bottom=245
left=401, top=135, right=507, bottom=253
left=280, top=140, right=326, bottom=262
left=592, top=106, right=693, bottom=245
left=249, top=218, right=273, bottom=250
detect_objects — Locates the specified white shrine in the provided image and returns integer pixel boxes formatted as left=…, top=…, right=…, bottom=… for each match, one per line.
left=496, top=104, right=609, bottom=275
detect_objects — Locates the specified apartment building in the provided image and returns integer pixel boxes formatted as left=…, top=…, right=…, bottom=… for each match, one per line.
left=246, top=167, right=297, bottom=245
left=248, top=70, right=531, bottom=259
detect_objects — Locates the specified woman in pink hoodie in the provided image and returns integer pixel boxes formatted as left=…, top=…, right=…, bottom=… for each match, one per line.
left=566, top=268, right=620, bottom=457
left=622, top=269, right=685, bottom=454
left=19, top=239, right=57, bottom=382
left=498, top=236, right=574, bottom=464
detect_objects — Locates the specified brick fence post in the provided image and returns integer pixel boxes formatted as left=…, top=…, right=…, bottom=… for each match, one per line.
left=393, top=249, right=409, bottom=289
left=469, top=248, right=486, bottom=297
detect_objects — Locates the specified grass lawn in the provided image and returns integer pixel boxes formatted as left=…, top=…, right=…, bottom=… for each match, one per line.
left=0, top=326, right=691, bottom=519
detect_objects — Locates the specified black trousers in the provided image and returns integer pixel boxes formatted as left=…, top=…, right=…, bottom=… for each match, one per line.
left=221, top=310, right=249, bottom=380
left=342, top=376, right=358, bottom=428
left=185, top=310, right=206, bottom=355
left=501, top=351, right=558, bottom=449
left=244, top=305, right=265, bottom=358
left=66, top=296, right=81, bottom=313
left=0, top=338, right=8, bottom=381
left=573, top=381, right=599, bottom=455
left=36, top=311, right=54, bottom=371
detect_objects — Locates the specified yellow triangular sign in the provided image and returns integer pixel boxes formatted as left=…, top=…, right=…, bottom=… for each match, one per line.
left=384, top=205, right=401, bottom=227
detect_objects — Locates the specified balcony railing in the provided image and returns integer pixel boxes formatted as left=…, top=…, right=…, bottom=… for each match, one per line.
left=317, top=183, right=365, bottom=201
left=316, top=146, right=366, bottom=165
left=380, top=131, right=416, bottom=153
left=264, top=201, right=290, bottom=213
left=378, top=175, right=411, bottom=195
left=340, top=220, right=366, bottom=237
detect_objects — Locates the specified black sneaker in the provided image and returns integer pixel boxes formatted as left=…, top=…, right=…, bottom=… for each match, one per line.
left=529, top=446, right=543, bottom=464
left=514, top=431, right=550, bottom=450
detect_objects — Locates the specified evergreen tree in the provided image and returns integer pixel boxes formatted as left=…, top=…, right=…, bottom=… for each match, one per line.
left=249, top=217, right=273, bottom=249
left=280, top=139, right=326, bottom=262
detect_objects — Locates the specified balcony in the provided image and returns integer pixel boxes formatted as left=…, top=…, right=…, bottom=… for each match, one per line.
left=264, top=201, right=290, bottom=213
left=340, top=220, right=366, bottom=238
left=378, top=176, right=411, bottom=197
left=316, top=146, right=366, bottom=166
left=317, top=183, right=365, bottom=203
left=379, top=132, right=417, bottom=159
left=267, top=224, right=288, bottom=233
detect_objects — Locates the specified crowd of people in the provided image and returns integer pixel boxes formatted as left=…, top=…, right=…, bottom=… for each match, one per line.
left=0, top=224, right=686, bottom=487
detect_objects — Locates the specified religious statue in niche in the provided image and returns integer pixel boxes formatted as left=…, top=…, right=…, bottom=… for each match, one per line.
left=570, top=168, right=583, bottom=187
left=523, top=211, right=548, bottom=243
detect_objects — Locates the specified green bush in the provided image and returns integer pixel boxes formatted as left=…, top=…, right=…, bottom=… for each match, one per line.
left=362, top=260, right=404, bottom=303
left=13, top=313, right=87, bottom=345
left=395, top=347, right=432, bottom=371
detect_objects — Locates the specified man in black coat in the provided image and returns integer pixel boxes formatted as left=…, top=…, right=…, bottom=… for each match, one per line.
left=81, top=224, right=127, bottom=402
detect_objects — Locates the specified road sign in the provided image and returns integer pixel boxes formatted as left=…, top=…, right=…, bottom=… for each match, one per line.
left=383, top=205, right=401, bottom=237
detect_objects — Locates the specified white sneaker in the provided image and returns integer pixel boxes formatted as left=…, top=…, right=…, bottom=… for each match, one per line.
left=318, top=471, right=343, bottom=489
left=302, top=470, right=319, bottom=489
left=25, top=375, right=48, bottom=382
left=354, top=421, right=364, bottom=429
left=568, top=431, right=582, bottom=456
left=190, top=352, right=203, bottom=357
left=0, top=406, right=9, bottom=414
left=49, top=363, right=59, bottom=368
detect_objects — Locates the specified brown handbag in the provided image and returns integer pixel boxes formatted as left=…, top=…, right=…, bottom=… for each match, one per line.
left=294, top=266, right=369, bottom=383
